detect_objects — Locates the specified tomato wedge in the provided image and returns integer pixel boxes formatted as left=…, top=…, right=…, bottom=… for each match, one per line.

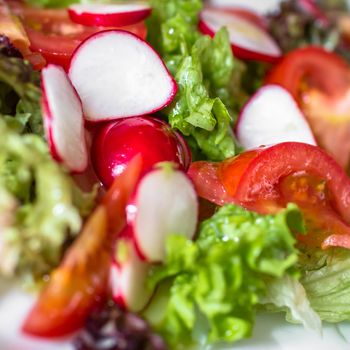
left=22, top=156, right=142, bottom=337
left=265, top=46, right=350, bottom=168
left=188, top=142, right=350, bottom=249
left=10, top=3, right=147, bottom=70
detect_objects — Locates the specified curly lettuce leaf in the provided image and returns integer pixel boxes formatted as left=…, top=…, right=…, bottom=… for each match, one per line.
left=299, top=247, right=350, bottom=323
left=148, top=0, right=240, bottom=161
left=260, top=275, right=322, bottom=333
left=0, top=121, right=96, bottom=281
left=0, top=54, right=43, bottom=136
left=144, top=204, right=302, bottom=347
left=147, top=0, right=201, bottom=54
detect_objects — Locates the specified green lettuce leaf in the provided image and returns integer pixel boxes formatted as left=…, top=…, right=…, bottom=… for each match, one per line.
left=0, top=55, right=43, bottom=136
left=144, top=204, right=302, bottom=347
left=0, top=121, right=96, bottom=282
left=148, top=0, right=240, bottom=161
left=299, top=247, right=350, bottom=323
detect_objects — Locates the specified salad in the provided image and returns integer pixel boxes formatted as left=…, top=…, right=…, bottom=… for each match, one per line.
left=1, top=0, right=350, bottom=349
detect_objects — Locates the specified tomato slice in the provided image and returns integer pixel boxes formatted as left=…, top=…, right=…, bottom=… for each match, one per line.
left=10, top=4, right=147, bottom=70
left=188, top=142, right=350, bottom=249
left=265, top=46, right=350, bottom=168
left=22, top=156, right=142, bottom=337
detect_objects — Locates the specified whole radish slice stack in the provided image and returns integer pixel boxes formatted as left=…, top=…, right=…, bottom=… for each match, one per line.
left=68, top=3, right=152, bottom=27
left=127, top=163, right=198, bottom=263
left=69, top=30, right=177, bottom=122
left=110, top=237, right=152, bottom=312
left=41, top=64, right=88, bottom=172
left=91, top=117, right=191, bottom=188
left=199, top=7, right=281, bottom=63
left=236, top=85, right=317, bottom=150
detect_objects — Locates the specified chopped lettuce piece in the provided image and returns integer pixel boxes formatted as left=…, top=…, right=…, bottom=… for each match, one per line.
left=0, top=121, right=96, bottom=281
left=148, top=0, right=240, bottom=161
left=144, top=204, right=302, bottom=347
left=0, top=54, right=43, bottom=136
left=299, top=247, right=350, bottom=323
left=260, top=275, right=322, bottom=333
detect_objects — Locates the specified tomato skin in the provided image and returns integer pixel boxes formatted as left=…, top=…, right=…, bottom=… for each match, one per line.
left=22, top=156, right=142, bottom=337
left=187, top=161, right=234, bottom=207
left=225, top=143, right=350, bottom=222
left=265, top=46, right=350, bottom=99
left=189, top=142, right=350, bottom=249
left=265, top=47, right=350, bottom=168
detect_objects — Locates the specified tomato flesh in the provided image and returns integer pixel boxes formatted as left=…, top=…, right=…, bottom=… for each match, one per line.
left=22, top=156, right=142, bottom=337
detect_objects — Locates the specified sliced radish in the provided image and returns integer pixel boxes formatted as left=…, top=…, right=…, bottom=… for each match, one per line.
left=127, top=164, right=198, bottom=263
left=69, top=30, right=177, bottom=122
left=199, top=8, right=281, bottom=63
left=236, top=85, right=317, bottom=150
left=68, top=3, right=152, bottom=28
left=110, top=237, right=152, bottom=312
left=41, top=64, right=88, bottom=172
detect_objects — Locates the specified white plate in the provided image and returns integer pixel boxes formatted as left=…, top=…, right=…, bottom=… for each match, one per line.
left=2, top=1, right=350, bottom=349
left=1, top=282, right=349, bottom=350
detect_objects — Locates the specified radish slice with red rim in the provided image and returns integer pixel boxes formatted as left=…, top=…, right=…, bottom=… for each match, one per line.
left=41, top=64, right=88, bottom=172
left=68, top=3, right=152, bottom=28
left=110, top=237, right=153, bottom=312
left=199, top=8, right=281, bottom=63
left=127, top=163, right=198, bottom=263
left=236, top=85, right=317, bottom=150
left=69, top=30, right=177, bottom=122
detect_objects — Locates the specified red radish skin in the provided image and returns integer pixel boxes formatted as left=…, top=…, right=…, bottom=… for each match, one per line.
left=68, top=3, right=152, bottom=28
left=199, top=8, right=281, bottom=63
left=91, top=117, right=191, bottom=188
left=127, top=165, right=198, bottom=263
left=236, top=85, right=317, bottom=150
left=110, top=237, right=153, bottom=312
left=41, top=64, right=88, bottom=173
left=69, top=30, right=178, bottom=122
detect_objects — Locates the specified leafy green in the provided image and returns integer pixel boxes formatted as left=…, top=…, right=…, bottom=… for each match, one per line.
left=144, top=204, right=302, bottom=347
left=0, top=55, right=43, bottom=136
left=148, top=0, right=240, bottom=161
left=0, top=121, right=96, bottom=282
left=260, top=275, right=322, bottom=333
left=299, top=247, right=350, bottom=323
left=267, top=0, right=350, bottom=62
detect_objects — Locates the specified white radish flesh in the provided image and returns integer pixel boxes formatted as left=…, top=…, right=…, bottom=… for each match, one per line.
left=236, top=85, right=317, bottom=150
left=68, top=3, right=151, bottom=27
left=127, top=165, right=198, bottom=263
left=69, top=30, right=177, bottom=122
left=199, top=8, right=281, bottom=63
left=110, top=239, right=152, bottom=312
left=41, top=64, right=88, bottom=172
